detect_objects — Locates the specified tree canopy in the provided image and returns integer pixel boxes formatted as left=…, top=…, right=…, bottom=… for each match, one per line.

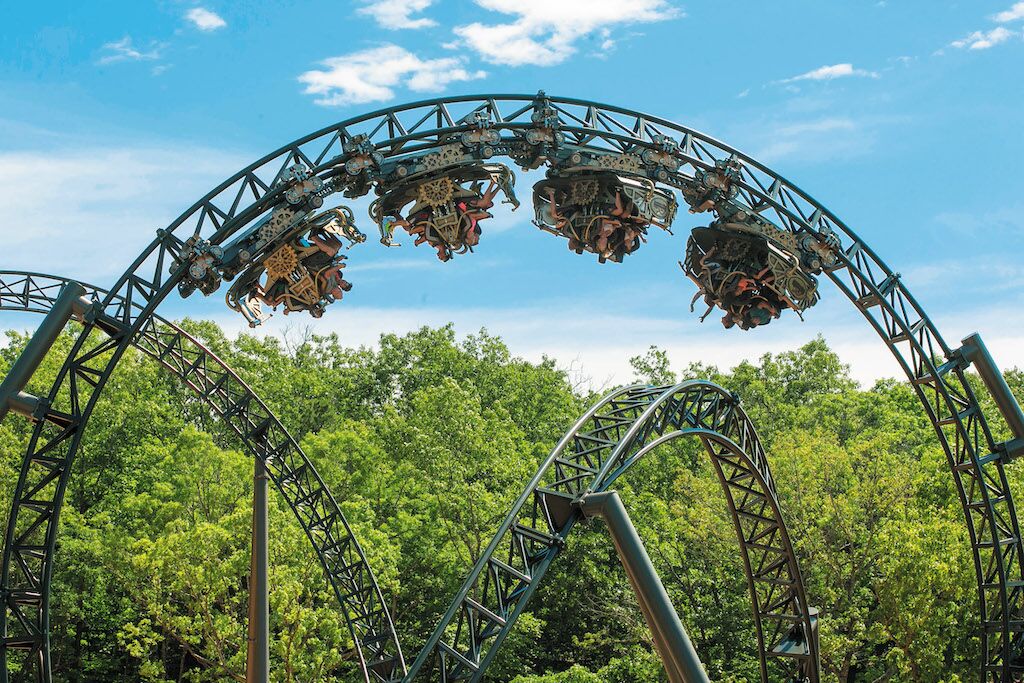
left=1, top=324, right=1020, bottom=682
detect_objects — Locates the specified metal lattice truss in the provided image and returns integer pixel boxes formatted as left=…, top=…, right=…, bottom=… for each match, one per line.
left=1, top=93, right=1019, bottom=682
left=0, top=271, right=405, bottom=682
left=409, top=381, right=819, bottom=683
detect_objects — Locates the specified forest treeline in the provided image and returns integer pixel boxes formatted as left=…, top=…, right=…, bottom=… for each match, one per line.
left=1, top=322, right=1021, bottom=682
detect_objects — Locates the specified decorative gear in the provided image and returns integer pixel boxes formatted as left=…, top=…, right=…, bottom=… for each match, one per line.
left=258, top=207, right=296, bottom=243
left=597, top=154, right=642, bottom=173
left=418, top=176, right=455, bottom=207
left=719, top=237, right=751, bottom=262
left=264, top=244, right=299, bottom=280
left=423, top=144, right=464, bottom=171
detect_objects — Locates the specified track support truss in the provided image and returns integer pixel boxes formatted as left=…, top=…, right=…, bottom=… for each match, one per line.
left=0, top=271, right=405, bottom=683
left=410, top=381, right=819, bottom=683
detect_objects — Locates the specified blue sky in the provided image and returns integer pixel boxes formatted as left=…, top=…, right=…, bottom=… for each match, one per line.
left=1, top=1, right=1022, bottom=387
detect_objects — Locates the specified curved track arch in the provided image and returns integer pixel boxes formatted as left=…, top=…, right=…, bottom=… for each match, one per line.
left=411, top=380, right=818, bottom=683
left=0, top=271, right=405, bottom=682
left=2, top=93, right=1019, bottom=681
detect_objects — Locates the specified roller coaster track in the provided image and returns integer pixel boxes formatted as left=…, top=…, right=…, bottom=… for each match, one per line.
left=2, top=274, right=816, bottom=682
left=0, top=271, right=405, bottom=681
left=1, top=93, right=1019, bottom=681
left=411, top=380, right=819, bottom=683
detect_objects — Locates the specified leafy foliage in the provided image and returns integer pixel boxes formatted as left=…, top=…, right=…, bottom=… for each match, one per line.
left=1, top=325, right=1020, bottom=681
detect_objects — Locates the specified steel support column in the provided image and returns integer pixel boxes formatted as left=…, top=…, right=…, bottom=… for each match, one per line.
left=247, top=457, right=270, bottom=683
left=960, top=333, right=1024, bottom=459
left=0, top=280, right=86, bottom=422
left=578, top=490, right=710, bottom=683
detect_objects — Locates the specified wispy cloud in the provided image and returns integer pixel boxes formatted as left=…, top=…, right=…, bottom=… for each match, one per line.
left=451, top=0, right=680, bottom=67
left=752, top=117, right=865, bottom=164
left=97, top=37, right=164, bottom=65
left=902, top=257, right=1024, bottom=293
left=358, top=0, right=436, bottom=29
left=344, top=258, right=441, bottom=274
left=779, top=63, right=880, bottom=84
left=992, top=2, right=1024, bottom=22
left=185, top=7, right=227, bottom=32
left=949, top=26, right=1017, bottom=50
left=933, top=203, right=1024, bottom=237
left=0, top=145, right=245, bottom=280
left=941, top=3, right=1023, bottom=53
left=299, top=45, right=486, bottom=105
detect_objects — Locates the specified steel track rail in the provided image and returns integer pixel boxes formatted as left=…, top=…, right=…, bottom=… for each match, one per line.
left=410, top=380, right=818, bottom=682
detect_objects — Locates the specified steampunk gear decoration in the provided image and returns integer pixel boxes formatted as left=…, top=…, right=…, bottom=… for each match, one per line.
left=224, top=206, right=365, bottom=327
left=370, top=163, right=519, bottom=262
left=533, top=170, right=677, bottom=263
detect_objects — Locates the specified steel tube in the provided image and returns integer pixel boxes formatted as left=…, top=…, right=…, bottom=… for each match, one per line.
left=961, top=333, right=1024, bottom=455
left=246, top=457, right=270, bottom=683
left=0, top=281, right=86, bottom=422
left=578, top=491, right=710, bottom=683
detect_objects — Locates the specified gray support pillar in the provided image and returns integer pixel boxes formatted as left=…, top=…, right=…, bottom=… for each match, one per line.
left=0, top=281, right=87, bottom=422
left=246, top=457, right=270, bottom=683
left=961, top=332, right=1024, bottom=458
left=578, top=491, right=710, bottom=683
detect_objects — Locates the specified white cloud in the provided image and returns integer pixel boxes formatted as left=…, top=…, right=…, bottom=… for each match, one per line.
left=451, top=0, right=680, bottom=66
left=902, top=258, right=1024, bottom=293
left=299, top=45, right=486, bottom=105
left=950, top=26, right=1017, bottom=50
left=780, top=63, right=880, bottom=83
left=358, top=0, right=436, bottom=29
left=185, top=7, right=227, bottom=31
left=0, top=145, right=245, bottom=281
left=773, top=118, right=858, bottom=136
left=97, top=37, right=164, bottom=65
left=596, top=28, right=616, bottom=54
left=993, top=2, right=1024, bottom=22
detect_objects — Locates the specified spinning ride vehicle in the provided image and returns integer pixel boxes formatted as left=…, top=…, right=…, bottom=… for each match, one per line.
left=370, top=161, right=519, bottom=262
left=223, top=206, right=366, bottom=327
left=682, top=216, right=841, bottom=330
left=173, top=163, right=367, bottom=327
left=533, top=168, right=677, bottom=263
